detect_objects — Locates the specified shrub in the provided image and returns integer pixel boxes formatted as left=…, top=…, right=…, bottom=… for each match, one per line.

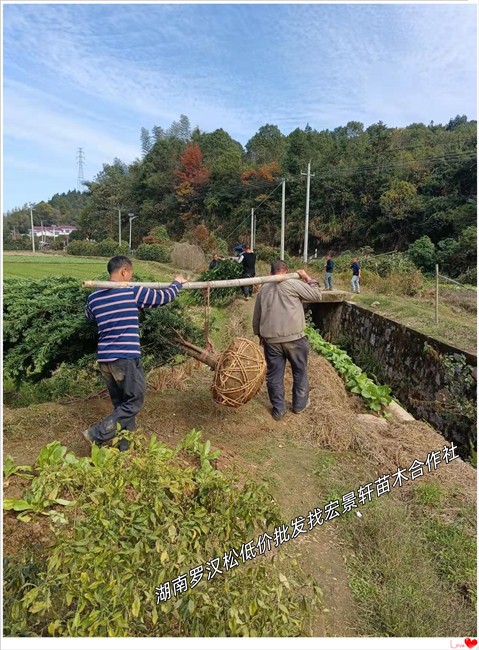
left=3, top=432, right=320, bottom=636
left=191, top=259, right=243, bottom=306
left=142, top=225, right=172, bottom=245
left=184, top=223, right=219, bottom=254
left=3, top=356, right=104, bottom=408
left=3, top=238, right=32, bottom=251
left=66, top=240, right=99, bottom=256
left=3, top=277, right=98, bottom=385
left=135, top=243, right=171, bottom=263
left=437, top=228, right=477, bottom=279
left=3, top=277, right=203, bottom=386
left=407, top=236, right=437, bottom=272
left=254, top=244, right=294, bottom=268
left=363, top=253, right=418, bottom=276
left=51, top=239, right=66, bottom=251
left=457, top=268, right=477, bottom=286
left=95, top=238, right=129, bottom=257
left=66, top=239, right=129, bottom=257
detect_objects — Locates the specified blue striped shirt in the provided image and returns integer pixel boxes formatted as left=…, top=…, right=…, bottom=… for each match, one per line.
left=85, top=282, right=182, bottom=363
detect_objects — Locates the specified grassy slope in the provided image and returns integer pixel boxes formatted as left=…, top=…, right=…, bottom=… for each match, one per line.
left=311, top=452, right=476, bottom=637
left=355, top=292, right=477, bottom=354
left=304, top=263, right=477, bottom=354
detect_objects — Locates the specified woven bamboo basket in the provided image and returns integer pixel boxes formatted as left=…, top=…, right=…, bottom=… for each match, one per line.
left=211, top=338, right=266, bottom=407
left=175, top=336, right=266, bottom=408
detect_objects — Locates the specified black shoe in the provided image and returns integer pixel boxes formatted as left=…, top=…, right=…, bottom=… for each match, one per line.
left=117, top=438, right=130, bottom=452
left=272, top=409, right=287, bottom=421
left=293, top=398, right=311, bottom=414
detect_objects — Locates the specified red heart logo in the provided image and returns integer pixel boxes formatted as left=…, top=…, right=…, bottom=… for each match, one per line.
left=465, top=640, right=478, bottom=649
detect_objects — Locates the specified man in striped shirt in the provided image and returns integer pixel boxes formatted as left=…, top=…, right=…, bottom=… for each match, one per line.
left=83, top=255, right=186, bottom=450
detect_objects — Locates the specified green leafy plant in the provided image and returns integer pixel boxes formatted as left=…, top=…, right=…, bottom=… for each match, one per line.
left=306, top=327, right=392, bottom=413
left=254, top=244, right=294, bottom=268
left=3, top=455, right=34, bottom=480
left=191, top=259, right=243, bottom=306
left=3, top=432, right=320, bottom=637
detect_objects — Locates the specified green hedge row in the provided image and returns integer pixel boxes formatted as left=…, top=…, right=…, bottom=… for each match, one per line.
left=66, top=238, right=130, bottom=257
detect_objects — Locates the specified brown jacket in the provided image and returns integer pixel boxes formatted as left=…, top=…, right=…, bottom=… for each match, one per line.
left=252, top=278, right=322, bottom=343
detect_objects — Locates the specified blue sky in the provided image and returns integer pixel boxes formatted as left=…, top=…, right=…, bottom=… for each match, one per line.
left=2, top=2, right=477, bottom=213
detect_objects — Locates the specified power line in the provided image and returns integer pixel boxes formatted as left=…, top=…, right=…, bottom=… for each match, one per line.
left=224, top=181, right=283, bottom=242
left=281, top=151, right=477, bottom=184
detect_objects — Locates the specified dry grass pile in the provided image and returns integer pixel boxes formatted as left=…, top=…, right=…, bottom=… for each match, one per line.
left=293, top=356, right=476, bottom=502
left=170, top=242, right=206, bottom=272
left=145, top=359, right=198, bottom=391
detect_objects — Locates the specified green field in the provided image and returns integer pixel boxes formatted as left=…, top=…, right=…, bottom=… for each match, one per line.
left=2, top=253, right=175, bottom=282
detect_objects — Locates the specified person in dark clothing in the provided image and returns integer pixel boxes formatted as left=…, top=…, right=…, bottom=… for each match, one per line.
left=238, top=244, right=256, bottom=300
left=351, top=257, right=361, bottom=293
left=209, top=253, right=220, bottom=270
left=83, top=255, right=186, bottom=450
left=324, top=254, right=334, bottom=290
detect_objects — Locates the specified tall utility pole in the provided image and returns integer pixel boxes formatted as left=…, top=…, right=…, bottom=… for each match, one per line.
left=250, top=208, right=255, bottom=249
left=301, top=160, right=315, bottom=263
left=76, top=148, right=85, bottom=191
left=280, top=178, right=286, bottom=260
left=29, top=203, right=35, bottom=253
left=128, top=213, right=137, bottom=254
left=118, top=207, right=122, bottom=246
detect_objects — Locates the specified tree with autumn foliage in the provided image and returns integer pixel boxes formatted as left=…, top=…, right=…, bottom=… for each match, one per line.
left=240, top=161, right=281, bottom=187
left=175, top=143, right=210, bottom=227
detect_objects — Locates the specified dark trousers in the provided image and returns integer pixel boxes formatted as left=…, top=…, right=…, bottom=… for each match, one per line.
left=263, top=337, right=309, bottom=416
left=86, top=358, right=146, bottom=445
left=242, top=273, right=253, bottom=297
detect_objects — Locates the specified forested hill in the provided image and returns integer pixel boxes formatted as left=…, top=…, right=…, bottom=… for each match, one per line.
left=4, top=114, right=477, bottom=258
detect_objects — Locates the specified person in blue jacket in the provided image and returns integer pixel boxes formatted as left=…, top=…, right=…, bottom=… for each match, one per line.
left=351, top=257, right=361, bottom=293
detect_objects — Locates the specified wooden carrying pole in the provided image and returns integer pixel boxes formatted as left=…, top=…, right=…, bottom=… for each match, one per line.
left=83, top=272, right=301, bottom=290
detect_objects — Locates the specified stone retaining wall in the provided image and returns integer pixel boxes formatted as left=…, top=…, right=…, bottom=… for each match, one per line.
left=310, top=302, right=477, bottom=457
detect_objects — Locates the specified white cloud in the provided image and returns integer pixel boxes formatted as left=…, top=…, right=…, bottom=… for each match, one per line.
left=4, top=83, right=141, bottom=168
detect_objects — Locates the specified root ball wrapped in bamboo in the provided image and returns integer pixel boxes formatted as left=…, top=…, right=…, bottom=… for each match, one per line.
left=211, top=338, right=266, bottom=407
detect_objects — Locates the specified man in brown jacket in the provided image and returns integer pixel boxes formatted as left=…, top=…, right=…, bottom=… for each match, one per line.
left=252, top=260, right=322, bottom=420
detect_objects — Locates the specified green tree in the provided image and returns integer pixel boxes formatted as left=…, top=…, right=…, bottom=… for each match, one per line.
left=246, top=124, right=286, bottom=166
left=81, top=159, right=134, bottom=241
left=407, top=236, right=436, bottom=271
left=379, top=180, right=422, bottom=246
